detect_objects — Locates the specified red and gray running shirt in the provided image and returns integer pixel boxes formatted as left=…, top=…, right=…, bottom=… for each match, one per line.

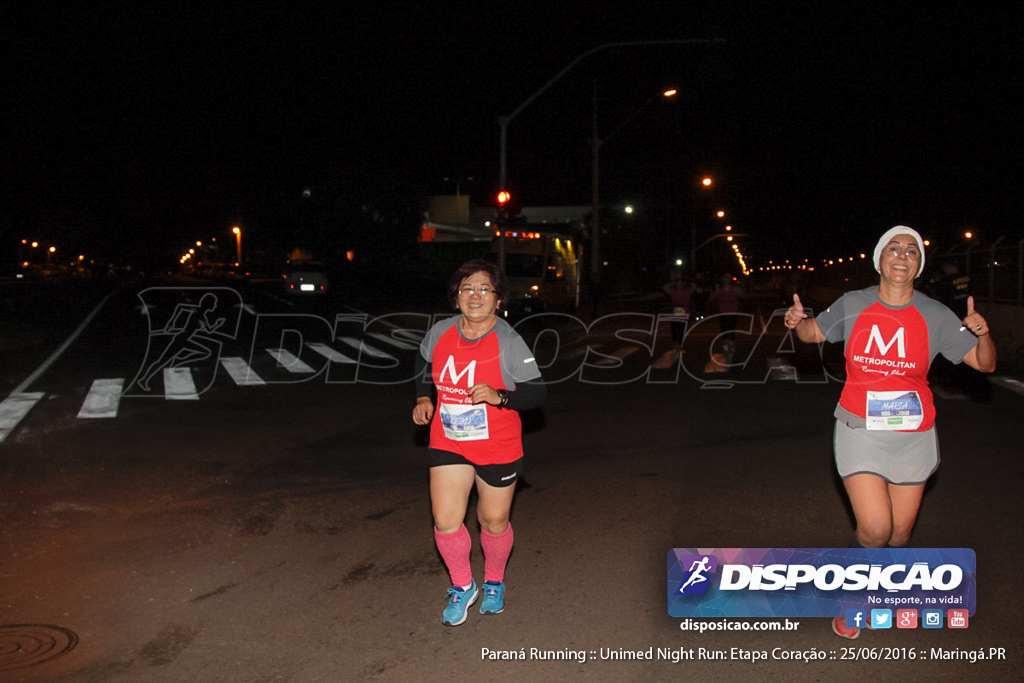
left=815, top=287, right=977, bottom=432
left=420, top=316, right=541, bottom=464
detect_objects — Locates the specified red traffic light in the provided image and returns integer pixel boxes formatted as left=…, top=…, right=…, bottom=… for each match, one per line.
left=496, top=190, right=511, bottom=206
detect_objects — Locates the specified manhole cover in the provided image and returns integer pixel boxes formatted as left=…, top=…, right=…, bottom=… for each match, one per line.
left=0, top=624, right=79, bottom=672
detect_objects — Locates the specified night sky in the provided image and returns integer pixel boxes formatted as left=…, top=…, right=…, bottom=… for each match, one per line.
left=3, top=3, right=1021, bottom=268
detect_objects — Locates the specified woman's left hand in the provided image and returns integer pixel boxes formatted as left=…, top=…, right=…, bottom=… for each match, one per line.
left=963, top=296, right=990, bottom=337
left=468, top=383, right=501, bottom=406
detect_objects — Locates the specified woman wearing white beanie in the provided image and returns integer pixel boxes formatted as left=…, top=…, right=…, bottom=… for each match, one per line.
left=783, top=226, right=996, bottom=640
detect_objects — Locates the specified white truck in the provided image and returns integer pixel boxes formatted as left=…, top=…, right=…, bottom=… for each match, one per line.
left=489, top=230, right=579, bottom=319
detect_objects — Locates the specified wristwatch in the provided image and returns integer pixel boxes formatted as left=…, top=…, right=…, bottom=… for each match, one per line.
left=496, top=389, right=510, bottom=409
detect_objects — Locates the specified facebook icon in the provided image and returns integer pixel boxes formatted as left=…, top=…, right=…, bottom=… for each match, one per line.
left=845, top=609, right=866, bottom=629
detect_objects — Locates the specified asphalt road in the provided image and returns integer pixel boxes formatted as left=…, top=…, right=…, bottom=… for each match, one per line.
left=1, top=280, right=1022, bottom=681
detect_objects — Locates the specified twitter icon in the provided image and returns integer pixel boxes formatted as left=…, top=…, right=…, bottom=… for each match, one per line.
left=871, top=609, right=893, bottom=629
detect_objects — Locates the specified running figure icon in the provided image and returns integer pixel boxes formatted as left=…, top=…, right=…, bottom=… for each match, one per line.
left=679, top=556, right=712, bottom=593
left=135, top=292, right=227, bottom=391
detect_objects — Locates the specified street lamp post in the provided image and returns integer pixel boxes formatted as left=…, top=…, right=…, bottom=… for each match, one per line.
left=689, top=176, right=714, bottom=274
left=591, top=86, right=678, bottom=291
left=496, top=38, right=724, bottom=281
left=232, top=226, right=241, bottom=266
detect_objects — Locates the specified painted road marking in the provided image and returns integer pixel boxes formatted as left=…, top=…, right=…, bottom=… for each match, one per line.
left=306, top=343, right=357, bottom=364
left=336, top=336, right=396, bottom=361
left=993, top=376, right=1024, bottom=396
left=0, top=393, right=46, bottom=442
left=164, top=367, right=199, bottom=400
left=78, top=378, right=124, bottom=418
left=267, top=349, right=316, bottom=373
left=220, top=357, right=266, bottom=385
left=365, top=332, right=419, bottom=350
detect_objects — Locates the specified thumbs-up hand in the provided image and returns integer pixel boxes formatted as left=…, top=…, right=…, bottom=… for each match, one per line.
left=785, top=293, right=809, bottom=329
left=962, top=295, right=989, bottom=336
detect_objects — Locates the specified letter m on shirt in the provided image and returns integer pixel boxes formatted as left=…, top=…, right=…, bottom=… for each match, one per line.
left=439, top=355, right=477, bottom=387
left=864, top=324, right=906, bottom=358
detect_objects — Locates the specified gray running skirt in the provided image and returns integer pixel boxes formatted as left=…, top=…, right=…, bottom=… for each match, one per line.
left=833, top=418, right=940, bottom=485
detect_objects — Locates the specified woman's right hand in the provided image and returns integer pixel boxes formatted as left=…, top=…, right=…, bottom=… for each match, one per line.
left=412, top=397, right=434, bottom=425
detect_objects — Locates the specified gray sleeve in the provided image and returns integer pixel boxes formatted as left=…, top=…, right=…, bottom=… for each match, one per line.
left=497, top=322, right=543, bottom=388
left=814, top=294, right=848, bottom=344
left=919, top=297, right=978, bottom=364
left=419, top=315, right=459, bottom=360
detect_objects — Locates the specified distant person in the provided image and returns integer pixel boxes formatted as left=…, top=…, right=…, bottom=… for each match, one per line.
left=662, top=275, right=694, bottom=355
left=413, top=259, right=546, bottom=626
left=784, top=226, right=996, bottom=640
left=708, top=273, right=744, bottom=359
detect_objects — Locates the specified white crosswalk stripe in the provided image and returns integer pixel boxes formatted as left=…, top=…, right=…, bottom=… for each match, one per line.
left=78, top=378, right=124, bottom=418
left=306, top=342, right=357, bottom=364
left=220, top=357, right=266, bottom=385
left=266, top=348, right=316, bottom=373
left=42, top=329, right=1024, bottom=436
left=164, top=367, right=200, bottom=400
left=0, top=393, right=46, bottom=442
left=365, top=332, right=419, bottom=351
left=336, top=336, right=396, bottom=360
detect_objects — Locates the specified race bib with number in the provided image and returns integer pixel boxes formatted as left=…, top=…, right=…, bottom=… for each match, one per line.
left=865, top=391, right=923, bottom=431
left=439, top=402, right=490, bottom=441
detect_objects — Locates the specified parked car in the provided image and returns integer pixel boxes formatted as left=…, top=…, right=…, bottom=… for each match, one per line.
left=282, top=260, right=328, bottom=295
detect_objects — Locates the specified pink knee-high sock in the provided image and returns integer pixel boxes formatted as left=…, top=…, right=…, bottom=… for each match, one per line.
left=434, top=524, right=473, bottom=587
left=480, top=523, right=514, bottom=583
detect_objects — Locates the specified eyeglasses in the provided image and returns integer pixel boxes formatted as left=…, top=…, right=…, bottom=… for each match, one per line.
left=884, top=243, right=921, bottom=260
left=458, top=284, right=495, bottom=296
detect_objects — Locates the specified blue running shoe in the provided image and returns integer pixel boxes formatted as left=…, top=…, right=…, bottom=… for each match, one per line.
left=442, top=580, right=478, bottom=626
left=479, top=581, right=505, bottom=615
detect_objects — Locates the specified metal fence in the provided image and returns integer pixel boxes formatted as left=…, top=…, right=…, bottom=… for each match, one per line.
left=931, top=237, right=1024, bottom=305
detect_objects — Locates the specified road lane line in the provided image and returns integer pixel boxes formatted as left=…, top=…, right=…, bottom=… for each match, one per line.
left=993, top=376, right=1024, bottom=396
left=10, top=292, right=114, bottom=396
left=2, top=291, right=115, bottom=443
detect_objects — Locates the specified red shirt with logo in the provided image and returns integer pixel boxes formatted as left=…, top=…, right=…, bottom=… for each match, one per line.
left=815, top=288, right=977, bottom=431
left=420, top=316, right=541, bottom=464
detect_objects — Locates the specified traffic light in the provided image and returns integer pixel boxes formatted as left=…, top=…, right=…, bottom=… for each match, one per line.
left=496, top=190, right=512, bottom=227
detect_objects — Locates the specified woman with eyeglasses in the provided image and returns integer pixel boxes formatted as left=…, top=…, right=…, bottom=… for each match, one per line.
left=784, top=226, right=996, bottom=640
left=413, top=258, right=546, bottom=626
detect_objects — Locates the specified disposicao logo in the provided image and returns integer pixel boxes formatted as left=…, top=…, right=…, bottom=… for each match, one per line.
left=675, top=555, right=718, bottom=596
left=667, top=548, right=976, bottom=619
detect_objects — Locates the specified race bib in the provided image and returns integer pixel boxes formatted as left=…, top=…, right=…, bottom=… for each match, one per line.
left=865, top=391, right=923, bottom=431
left=439, top=402, right=490, bottom=441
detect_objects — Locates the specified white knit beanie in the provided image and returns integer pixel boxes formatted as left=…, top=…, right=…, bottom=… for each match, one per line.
left=873, top=225, right=925, bottom=278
